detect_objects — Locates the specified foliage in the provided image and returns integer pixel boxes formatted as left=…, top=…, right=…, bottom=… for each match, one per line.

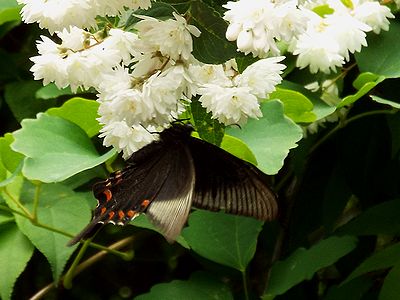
left=0, top=1, right=400, bottom=300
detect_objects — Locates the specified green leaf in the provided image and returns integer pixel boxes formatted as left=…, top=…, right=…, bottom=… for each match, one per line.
left=46, top=97, right=101, bottom=137
left=264, top=236, right=358, bottom=298
left=371, top=95, right=400, bottom=109
left=227, top=100, right=303, bottom=175
left=0, top=222, right=34, bottom=300
left=35, top=83, right=72, bottom=100
left=379, top=261, right=400, bottom=300
left=189, top=1, right=237, bottom=64
left=191, top=99, right=225, bottom=146
left=182, top=210, right=263, bottom=271
left=312, top=4, right=334, bottom=17
left=324, top=277, right=373, bottom=300
left=279, top=80, right=336, bottom=121
left=269, top=87, right=316, bottom=123
left=0, top=133, right=24, bottom=173
left=355, top=20, right=400, bottom=78
left=336, top=199, right=400, bottom=236
left=5, top=182, right=92, bottom=282
left=0, top=0, right=21, bottom=26
left=11, top=113, right=115, bottom=182
left=136, top=271, right=233, bottom=300
left=220, top=134, right=257, bottom=166
left=345, top=242, right=400, bottom=284
left=4, top=81, right=57, bottom=122
left=0, top=211, right=14, bottom=225
left=131, top=214, right=189, bottom=249
left=337, top=73, right=385, bottom=108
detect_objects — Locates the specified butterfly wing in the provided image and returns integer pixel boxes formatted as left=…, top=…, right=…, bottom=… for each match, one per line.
left=187, top=137, right=278, bottom=221
left=68, top=140, right=195, bottom=246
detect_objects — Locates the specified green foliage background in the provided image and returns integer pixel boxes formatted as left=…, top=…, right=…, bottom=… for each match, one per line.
left=1, top=1, right=400, bottom=299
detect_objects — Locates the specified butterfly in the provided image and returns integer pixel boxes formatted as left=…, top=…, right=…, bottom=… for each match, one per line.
left=67, top=123, right=277, bottom=246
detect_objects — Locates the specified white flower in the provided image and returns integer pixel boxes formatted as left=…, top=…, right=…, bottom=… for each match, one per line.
left=223, top=0, right=308, bottom=57
left=198, top=85, right=262, bottom=125
left=224, top=0, right=279, bottom=57
left=324, top=13, right=370, bottom=60
left=30, top=27, right=125, bottom=91
left=352, top=1, right=394, bottom=34
left=99, top=121, right=157, bottom=159
left=102, top=29, right=139, bottom=65
left=17, top=0, right=153, bottom=33
left=135, top=13, right=201, bottom=61
left=18, top=0, right=96, bottom=33
left=142, top=67, right=187, bottom=125
left=235, top=56, right=286, bottom=98
left=293, top=21, right=345, bottom=73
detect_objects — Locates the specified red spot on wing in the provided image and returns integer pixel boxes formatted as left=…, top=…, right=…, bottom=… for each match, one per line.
left=127, top=210, right=136, bottom=218
left=108, top=211, right=115, bottom=220
left=140, top=199, right=150, bottom=209
left=103, top=189, right=112, bottom=202
left=118, top=210, right=125, bottom=220
left=101, top=207, right=107, bottom=215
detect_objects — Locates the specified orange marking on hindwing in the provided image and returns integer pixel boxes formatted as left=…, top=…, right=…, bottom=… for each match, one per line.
left=140, top=199, right=150, bottom=209
left=103, top=189, right=113, bottom=202
left=127, top=210, right=136, bottom=218
left=100, top=207, right=107, bottom=215
left=108, top=211, right=115, bottom=220
left=118, top=210, right=125, bottom=220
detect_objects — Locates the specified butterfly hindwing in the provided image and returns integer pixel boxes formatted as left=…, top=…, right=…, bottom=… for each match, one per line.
left=68, top=136, right=195, bottom=245
left=187, top=136, right=278, bottom=221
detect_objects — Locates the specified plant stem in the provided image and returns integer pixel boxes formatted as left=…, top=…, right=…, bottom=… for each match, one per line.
left=30, top=236, right=135, bottom=300
left=63, top=239, right=92, bottom=289
left=3, top=188, right=33, bottom=218
left=242, top=269, right=249, bottom=300
left=32, top=182, right=41, bottom=221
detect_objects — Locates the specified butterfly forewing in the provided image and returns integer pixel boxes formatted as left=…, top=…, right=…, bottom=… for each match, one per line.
left=187, top=137, right=278, bottom=221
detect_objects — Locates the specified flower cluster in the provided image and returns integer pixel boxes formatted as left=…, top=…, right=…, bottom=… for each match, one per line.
left=17, top=0, right=151, bottom=33
left=224, top=0, right=394, bottom=73
left=24, top=2, right=285, bottom=158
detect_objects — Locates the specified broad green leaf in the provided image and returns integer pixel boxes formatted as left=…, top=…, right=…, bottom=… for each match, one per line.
left=182, top=210, right=263, bottom=271
left=371, top=95, right=400, bottom=109
left=227, top=100, right=303, bottom=175
left=0, top=133, right=24, bottom=173
left=279, top=80, right=336, bottom=120
left=345, top=242, right=400, bottom=284
left=337, top=74, right=385, bottom=108
left=0, top=223, right=34, bottom=300
left=0, top=211, right=14, bottom=225
left=191, top=99, right=225, bottom=146
left=220, top=134, right=257, bottom=166
left=46, top=97, right=101, bottom=137
left=324, top=277, right=373, bottom=300
left=336, top=199, right=400, bottom=236
left=5, top=182, right=91, bottom=282
left=131, top=214, right=189, bottom=249
left=379, top=261, right=400, bottom=300
left=0, top=0, right=21, bottom=26
left=35, top=83, right=72, bottom=100
left=269, top=87, right=316, bottom=123
left=264, top=236, right=358, bottom=298
left=4, top=81, right=57, bottom=122
left=136, top=271, right=233, bottom=300
left=11, top=113, right=115, bottom=182
left=189, top=1, right=237, bottom=64
left=355, top=21, right=400, bottom=78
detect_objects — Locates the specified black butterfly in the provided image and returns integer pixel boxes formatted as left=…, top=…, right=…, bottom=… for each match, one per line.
left=68, top=123, right=277, bottom=246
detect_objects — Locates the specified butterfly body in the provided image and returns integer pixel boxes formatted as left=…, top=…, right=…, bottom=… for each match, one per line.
left=68, top=124, right=277, bottom=246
